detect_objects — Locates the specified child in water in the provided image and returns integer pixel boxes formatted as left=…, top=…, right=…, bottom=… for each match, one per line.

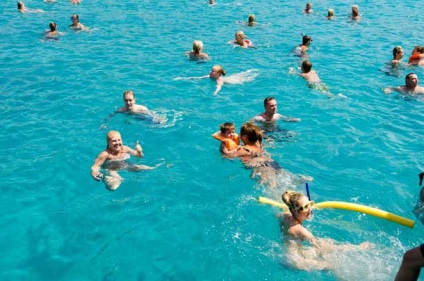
left=212, top=122, right=240, bottom=154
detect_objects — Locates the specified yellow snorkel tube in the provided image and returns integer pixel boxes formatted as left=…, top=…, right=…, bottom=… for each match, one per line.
left=258, top=196, right=415, bottom=228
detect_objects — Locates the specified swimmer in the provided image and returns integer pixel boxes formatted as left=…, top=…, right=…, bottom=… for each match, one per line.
left=384, top=73, right=424, bottom=95
left=45, top=22, right=63, bottom=39
left=209, top=0, right=215, bottom=5
left=351, top=5, right=360, bottom=20
left=247, top=14, right=256, bottom=26
left=70, top=0, right=81, bottom=4
left=304, top=2, right=313, bottom=14
left=17, top=1, right=44, bottom=13
left=212, top=122, right=240, bottom=154
left=222, top=122, right=263, bottom=163
left=394, top=244, right=424, bottom=281
left=391, top=46, right=405, bottom=67
left=118, top=90, right=150, bottom=114
left=173, top=65, right=258, bottom=96
left=326, top=9, right=334, bottom=20
left=229, top=31, right=253, bottom=48
left=289, top=61, right=337, bottom=98
left=408, top=46, right=424, bottom=66
left=69, top=14, right=89, bottom=31
left=91, top=131, right=162, bottom=191
left=279, top=190, right=373, bottom=271
left=102, top=90, right=165, bottom=128
left=251, top=97, right=301, bottom=125
left=293, top=34, right=312, bottom=57
left=186, top=40, right=210, bottom=61
left=419, top=172, right=424, bottom=202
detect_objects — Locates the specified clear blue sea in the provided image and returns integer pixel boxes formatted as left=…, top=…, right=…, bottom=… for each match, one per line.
left=1, top=0, right=424, bottom=280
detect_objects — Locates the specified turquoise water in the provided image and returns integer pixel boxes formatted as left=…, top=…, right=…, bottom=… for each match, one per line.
left=2, top=0, right=424, bottom=280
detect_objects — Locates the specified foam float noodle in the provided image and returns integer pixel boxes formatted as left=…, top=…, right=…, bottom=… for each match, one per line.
left=258, top=197, right=415, bottom=228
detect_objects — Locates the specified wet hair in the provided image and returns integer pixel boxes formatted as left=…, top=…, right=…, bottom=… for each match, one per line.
left=302, top=34, right=312, bottom=45
left=301, top=60, right=312, bottom=73
left=282, top=190, right=305, bottom=212
left=327, top=9, right=334, bottom=17
left=17, top=1, right=23, bottom=9
left=49, top=22, right=57, bottom=31
left=415, top=46, right=424, bottom=54
left=123, top=90, right=135, bottom=99
left=248, top=14, right=256, bottom=24
left=263, top=96, right=275, bottom=107
left=212, top=65, right=226, bottom=76
left=240, top=122, right=262, bottom=144
left=392, top=46, right=403, bottom=58
left=71, top=14, right=79, bottom=20
left=235, top=30, right=246, bottom=39
left=352, top=5, right=359, bottom=17
left=192, top=40, right=203, bottom=54
left=305, top=2, right=312, bottom=9
left=220, top=122, right=235, bottom=134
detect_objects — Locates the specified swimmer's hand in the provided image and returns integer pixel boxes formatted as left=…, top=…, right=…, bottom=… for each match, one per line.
left=135, top=140, right=144, bottom=157
left=288, top=67, right=295, bottom=74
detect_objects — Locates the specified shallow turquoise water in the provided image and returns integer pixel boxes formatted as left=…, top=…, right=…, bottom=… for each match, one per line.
left=1, top=0, right=424, bottom=280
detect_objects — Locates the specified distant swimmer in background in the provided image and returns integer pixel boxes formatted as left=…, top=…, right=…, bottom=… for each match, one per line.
left=69, top=14, right=89, bottom=31
left=17, top=1, right=44, bottom=13
left=247, top=14, right=256, bottom=26
left=278, top=190, right=372, bottom=271
left=212, top=122, right=240, bottom=154
left=70, top=0, right=81, bottom=4
left=384, top=73, right=424, bottom=96
left=408, top=46, right=424, bottom=66
left=304, top=2, right=313, bottom=14
left=292, top=34, right=312, bottom=57
left=229, top=30, right=254, bottom=48
left=44, top=22, right=64, bottom=40
left=91, top=130, right=163, bottom=191
left=102, top=90, right=165, bottom=128
left=173, top=65, right=258, bottom=96
left=326, top=9, right=334, bottom=20
left=351, top=5, right=360, bottom=21
left=185, top=40, right=210, bottom=62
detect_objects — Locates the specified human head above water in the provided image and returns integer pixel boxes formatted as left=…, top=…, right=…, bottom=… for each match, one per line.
left=240, top=122, right=262, bottom=144
left=211, top=65, right=226, bottom=76
left=49, top=22, right=58, bottom=31
left=352, top=5, right=359, bottom=17
left=70, top=14, right=79, bottom=21
left=192, top=40, right=203, bottom=54
left=327, top=8, right=334, bottom=17
left=301, top=60, right=313, bottom=73
left=405, top=73, right=418, bottom=85
left=235, top=30, right=246, bottom=40
left=302, top=34, right=312, bottom=45
left=248, top=14, right=256, bottom=25
left=220, top=122, right=235, bottom=135
left=392, top=46, right=404, bottom=59
left=17, top=1, right=24, bottom=9
left=282, top=190, right=314, bottom=214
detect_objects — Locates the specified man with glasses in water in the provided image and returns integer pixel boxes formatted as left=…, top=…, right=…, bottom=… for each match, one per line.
left=384, top=73, right=424, bottom=95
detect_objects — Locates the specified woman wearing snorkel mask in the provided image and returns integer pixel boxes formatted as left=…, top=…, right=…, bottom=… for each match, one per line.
left=279, top=190, right=373, bottom=271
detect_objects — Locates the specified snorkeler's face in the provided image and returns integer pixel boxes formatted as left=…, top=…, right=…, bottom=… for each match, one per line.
left=295, top=197, right=314, bottom=217
left=265, top=100, right=277, bottom=115
left=123, top=94, right=135, bottom=109
left=107, top=133, right=122, bottom=152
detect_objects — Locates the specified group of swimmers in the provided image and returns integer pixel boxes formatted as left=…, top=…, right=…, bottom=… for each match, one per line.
left=17, top=1, right=89, bottom=39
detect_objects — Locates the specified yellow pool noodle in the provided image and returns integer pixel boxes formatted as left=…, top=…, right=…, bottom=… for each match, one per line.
left=258, top=196, right=415, bottom=228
